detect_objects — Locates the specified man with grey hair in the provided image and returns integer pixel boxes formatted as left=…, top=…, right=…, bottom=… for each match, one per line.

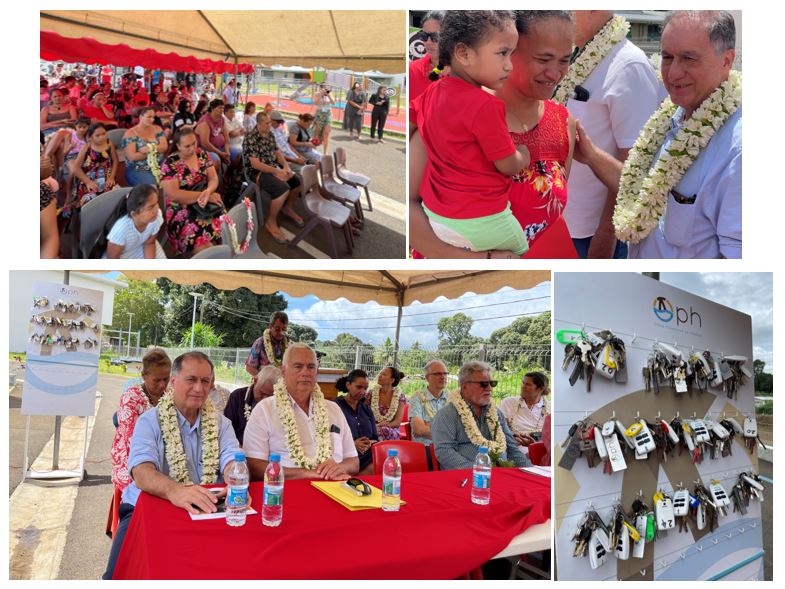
left=103, top=351, right=241, bottom=579
left=245, top=311, right=289, bottom=376
left=563, top=10, right=666, bottom=258
left=431, top=360, right=527, bottom=470
left=224, top=365, right=282, bottom=445
left=409, top=359, right=451, bottom=446
left=243, top=342, right=359, bottom=481
left=575, top=10, right=741, bottom=259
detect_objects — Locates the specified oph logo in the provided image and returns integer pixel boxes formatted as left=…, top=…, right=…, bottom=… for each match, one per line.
left=652, top=296, right=702, bottom=327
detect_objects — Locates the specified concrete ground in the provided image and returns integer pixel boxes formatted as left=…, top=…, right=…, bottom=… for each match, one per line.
left=8, top=367, right=774, bottom=580
left=252, top=124, right=406, bottom=260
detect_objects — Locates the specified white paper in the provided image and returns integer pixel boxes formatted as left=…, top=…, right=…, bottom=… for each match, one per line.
left=189, top=506, right=258, bottom=521
left=520, top=466, right=552, bottom=478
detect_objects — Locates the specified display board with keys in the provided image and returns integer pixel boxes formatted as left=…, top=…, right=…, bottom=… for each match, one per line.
left=554, top=273, right=764, bottom=581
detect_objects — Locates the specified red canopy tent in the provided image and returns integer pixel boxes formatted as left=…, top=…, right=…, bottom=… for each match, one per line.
left=40, top=30, right=254, bottom=75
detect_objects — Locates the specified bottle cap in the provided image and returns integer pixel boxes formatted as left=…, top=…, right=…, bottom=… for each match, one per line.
left=234, top=451, right=246, bottom=461
left=479, top=447, right=489, bottom=454
left=388, top=449, right=398, bottom=458
left=270, top=453, right=281, bottom=462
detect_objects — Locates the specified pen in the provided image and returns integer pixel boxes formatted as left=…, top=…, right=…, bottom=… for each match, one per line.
left=460, top=478, right=468, bottom=488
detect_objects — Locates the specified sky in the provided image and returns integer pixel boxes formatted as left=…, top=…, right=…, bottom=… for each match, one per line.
left=659, top=273, right=773, bottom=368
left=284, top=281, right=552, bottom=349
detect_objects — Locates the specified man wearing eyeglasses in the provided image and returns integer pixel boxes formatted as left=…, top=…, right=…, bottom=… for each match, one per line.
left=431, top=361, right=527, bottom=470
left=409, top=359, right=450, bottom=446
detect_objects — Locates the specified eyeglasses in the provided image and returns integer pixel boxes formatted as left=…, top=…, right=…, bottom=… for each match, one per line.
left=344, top=478, right=372, bottom=496
left=428, top=372, right=448, bottom=377
left=467, top=380, right=498, bottom=388
left=421, top=31, right=439, bottom=42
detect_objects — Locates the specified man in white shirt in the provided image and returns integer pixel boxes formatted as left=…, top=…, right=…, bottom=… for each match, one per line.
left=563, top=11, right=666, bottom=258
left=243, top=342, right=358, bottom=480
left=222, top=79, right=237, bottom=106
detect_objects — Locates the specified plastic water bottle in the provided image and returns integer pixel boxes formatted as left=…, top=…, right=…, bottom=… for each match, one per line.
left=262, top=454, right=284, bottom=527
left=471, top=447, right=492, bottom=505
left=382, top=448, right=402, bottom=512
left=226, top=451, right=249, bottom=526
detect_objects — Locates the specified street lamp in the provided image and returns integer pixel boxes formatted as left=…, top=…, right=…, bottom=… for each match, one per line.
left=189, top=292, right=204, bottom=349
left=127, top=312, right=135, bottom=357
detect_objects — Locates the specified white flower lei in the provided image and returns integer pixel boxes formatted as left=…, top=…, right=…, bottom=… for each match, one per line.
left=414, top=389, right=438, bottom=420
left=448, top=391, right=506, bottom=455
left=146, top=142, right=162, bottom=186
left=273, top=378, right=333, bottom=469
left=220, top=198, right=254, bottom=255
left=157, top=393, right=219, bottom=485
left=613, top=70, right=742, bottom=243
left=263, top=329, right=288, bottom=368
left=552, top=16, right=630, bottom=105
left=243, top=384, right=254, bottom=422
left=369, top=384, right=401, bottom=424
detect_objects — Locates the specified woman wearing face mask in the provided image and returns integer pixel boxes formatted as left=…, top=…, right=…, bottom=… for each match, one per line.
left=335, top=369, right=378, bottom=474
left=409, top=10, right=578, bottom=258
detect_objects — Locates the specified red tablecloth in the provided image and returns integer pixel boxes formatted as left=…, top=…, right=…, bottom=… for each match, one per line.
left=113, top=468, right=550, bottom=579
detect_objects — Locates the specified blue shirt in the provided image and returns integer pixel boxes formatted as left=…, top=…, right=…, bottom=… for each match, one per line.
left=630, top=106, right=742, bottom=259
left=121, top=405, right=240, bottom=506
left=408, top=388, right=449, bottom=446
left=431, top=402, right=528, bottom=470
left=334, top=397, right=378, bottom=470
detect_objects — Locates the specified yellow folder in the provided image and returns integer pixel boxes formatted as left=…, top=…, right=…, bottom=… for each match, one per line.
left=310, top=481, right=407, bottom=511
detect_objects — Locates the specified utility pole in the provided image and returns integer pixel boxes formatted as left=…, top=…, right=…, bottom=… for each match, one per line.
left=126, top=312, right=134, bottom=357
left=189, top=292, right=204, bottom=348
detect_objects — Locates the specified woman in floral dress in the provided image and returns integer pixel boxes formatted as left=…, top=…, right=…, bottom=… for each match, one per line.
left=110, top=349, right=171, bottom=493
left=70, top=122, right=118, bottom=211
left=365, top=366, right=407, bottom=440
left=160, top=127, right=225, bottom=255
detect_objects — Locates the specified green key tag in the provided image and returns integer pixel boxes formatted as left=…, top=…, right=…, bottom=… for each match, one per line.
left=645, top=512, right=656, bottom=542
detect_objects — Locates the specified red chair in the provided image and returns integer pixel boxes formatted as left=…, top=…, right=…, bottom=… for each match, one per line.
left=105, top=486, right=122, bottom=538
left=371, top=440, right=430, bottom=474
left=399, top=404, right=410, bottom=440
left=427, top=443, right=440, bottom=471
left=528, top=441, right=546, bottom=466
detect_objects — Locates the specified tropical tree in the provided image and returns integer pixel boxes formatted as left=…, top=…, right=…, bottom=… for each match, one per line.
left=179, top=322, right=224, bottom=348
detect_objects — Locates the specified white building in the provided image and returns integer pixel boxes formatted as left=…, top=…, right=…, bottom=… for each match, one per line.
left=9, top=271, right=126, bottom=353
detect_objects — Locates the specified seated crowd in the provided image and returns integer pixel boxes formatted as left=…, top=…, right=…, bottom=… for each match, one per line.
left=104, top=315, right=551, bottom=578
left=40, top=71, right=365, bottom=259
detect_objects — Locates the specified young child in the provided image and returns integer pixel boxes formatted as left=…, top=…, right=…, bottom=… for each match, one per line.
left=411, top=10, right=531, bottom=256
left=105, top=184, right=166, bottom=259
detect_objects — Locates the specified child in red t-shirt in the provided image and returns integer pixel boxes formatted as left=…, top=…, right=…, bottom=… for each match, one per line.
left=411, top=10, right=530, bottom=256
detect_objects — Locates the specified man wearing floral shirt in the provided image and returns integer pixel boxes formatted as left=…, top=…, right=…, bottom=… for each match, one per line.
left=245, top=311, right=289, bottom=376
left=103, top=352, right=240, bottom=579
left=431, top=361, right=527, bottom=470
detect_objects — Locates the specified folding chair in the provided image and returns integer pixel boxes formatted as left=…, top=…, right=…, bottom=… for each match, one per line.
left=78, top=187, right=132, bottom=258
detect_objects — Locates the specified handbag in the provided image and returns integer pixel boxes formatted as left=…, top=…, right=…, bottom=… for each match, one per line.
left=189, top=180, right=224, bottom=219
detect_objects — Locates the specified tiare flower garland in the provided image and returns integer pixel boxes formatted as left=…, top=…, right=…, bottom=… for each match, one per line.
left=158, top=393, right=219, bottom=485
left=613, top=70, right=742, bottom=243
left=146, top=142, right=162, bottom=186
left=369, top=384, right=401, bottom=424
left=552, top=16, right=630, bottom=105
left=263, top=328, right=288, bottom=368
left=273, top=378, right=333, bottom=469
left=220, top=198, right=254, bottom=255
left=414, top=389, right=438, bottom=420
left=448, top=391, right=506, bottom=455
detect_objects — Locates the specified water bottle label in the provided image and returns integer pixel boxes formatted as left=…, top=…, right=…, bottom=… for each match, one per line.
left=264, top=487, right=283, bottom=506
left=473, top=472, right=490, bottom=489
left=383, top=479, right=400, bottom=495
left=227, top=486, right=248, bottom=507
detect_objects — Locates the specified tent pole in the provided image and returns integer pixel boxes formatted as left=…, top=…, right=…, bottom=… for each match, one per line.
left=392, top=292, right=403, bottom=367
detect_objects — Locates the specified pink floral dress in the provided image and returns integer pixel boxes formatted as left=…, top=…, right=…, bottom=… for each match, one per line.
left=364, top=389, right=408, bottom=441
left=160, top=147, right=225, bottom=255
left=110, top=383, right=153, bottom=491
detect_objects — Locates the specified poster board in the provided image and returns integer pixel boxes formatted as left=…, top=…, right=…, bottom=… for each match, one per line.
left=553, top=273, right=763, bottom=581
left=22, top=281, right=103, bottom=417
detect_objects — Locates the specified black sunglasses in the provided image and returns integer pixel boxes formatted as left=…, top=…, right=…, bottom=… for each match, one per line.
left=421, top=31, right=439, bottom=42
left=345, top=478, right=372, bottom=496
left=467, top=380, right=498, bottom=388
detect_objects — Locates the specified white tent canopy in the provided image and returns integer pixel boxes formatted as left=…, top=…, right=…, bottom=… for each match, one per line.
left=40, top=10, right=406, bottom=73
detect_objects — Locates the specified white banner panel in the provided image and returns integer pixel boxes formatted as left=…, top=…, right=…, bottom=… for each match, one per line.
left=554, top=272, right=763, bottom=581
left=22, top=281, right=103, bottom=417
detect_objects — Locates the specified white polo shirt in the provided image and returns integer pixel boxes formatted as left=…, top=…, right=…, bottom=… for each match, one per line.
left=243, top=392, right=357, bottom=468
left=564, top=39, right=667, bottom=238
